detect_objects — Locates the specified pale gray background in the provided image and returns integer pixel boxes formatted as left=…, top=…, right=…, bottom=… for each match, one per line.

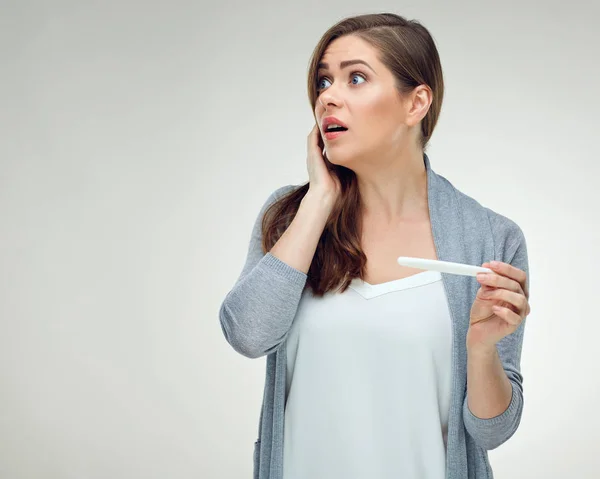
left=2, top=0, right=599, bottom=477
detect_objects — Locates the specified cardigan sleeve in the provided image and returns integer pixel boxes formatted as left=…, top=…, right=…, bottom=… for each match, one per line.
left=462, top=214, right=530, bottom=450
left=218, top=185, right=308, bottom=359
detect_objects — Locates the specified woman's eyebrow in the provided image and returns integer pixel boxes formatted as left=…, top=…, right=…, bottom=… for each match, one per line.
left=317, top=59, right=376, bottom=73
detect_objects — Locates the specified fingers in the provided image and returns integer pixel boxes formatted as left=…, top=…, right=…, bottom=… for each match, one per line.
left=484, top=261, right=528, bottom=298
left=307, top=124, right=317, bottom=147
left=479, top=287, right=529, bottom=317
left=490, top=305, right=523, bottom=326
left=477, top=271, right=523, bottom=296
left=308, top=124, right=323, bottom=153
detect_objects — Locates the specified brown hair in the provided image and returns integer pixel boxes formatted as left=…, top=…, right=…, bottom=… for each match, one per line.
left=261, top=13, right=445, bottom=297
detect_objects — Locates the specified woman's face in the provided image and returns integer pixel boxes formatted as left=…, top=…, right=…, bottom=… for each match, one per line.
left=314, top=35, right=410, bottom=165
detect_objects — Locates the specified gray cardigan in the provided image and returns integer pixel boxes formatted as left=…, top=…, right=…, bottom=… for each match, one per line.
left=219, top=153, right=530, bottom=479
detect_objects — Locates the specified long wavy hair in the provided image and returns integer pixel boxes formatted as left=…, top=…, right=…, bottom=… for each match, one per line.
left=261, top=13, right=445, bottom=297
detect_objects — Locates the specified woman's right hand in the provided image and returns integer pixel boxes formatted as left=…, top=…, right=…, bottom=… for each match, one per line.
left=306, top=123, right=342, bottom=204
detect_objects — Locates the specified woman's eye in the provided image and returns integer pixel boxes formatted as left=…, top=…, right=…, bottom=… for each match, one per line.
left=317, top=72, right=366, bottom=91
left=318, top=78, right=330, bottom=90
left=350, top=73, right=366, bottom=85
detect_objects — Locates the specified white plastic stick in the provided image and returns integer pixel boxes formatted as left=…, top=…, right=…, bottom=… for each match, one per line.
left=397, top=257, right=493, bottom=277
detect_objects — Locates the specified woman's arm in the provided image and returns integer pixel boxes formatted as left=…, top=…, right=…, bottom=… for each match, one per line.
left=463, top=217, right=530, bottom=450
left=218, top=186, right=333, bottom=358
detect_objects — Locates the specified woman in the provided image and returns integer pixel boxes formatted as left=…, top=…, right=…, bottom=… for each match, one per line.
left=220, top=12, right=531, bottom=479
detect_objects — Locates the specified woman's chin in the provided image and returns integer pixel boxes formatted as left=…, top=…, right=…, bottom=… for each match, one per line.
left=327, top=153, right=356, bottom=166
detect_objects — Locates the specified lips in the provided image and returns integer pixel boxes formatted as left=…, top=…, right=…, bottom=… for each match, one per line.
left=321, top=116, right=348, bottom=132
left=323, top=129, right=347, bottom=140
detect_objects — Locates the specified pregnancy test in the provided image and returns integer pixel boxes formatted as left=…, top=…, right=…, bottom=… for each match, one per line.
left=397, top=257, right=493, bottom=277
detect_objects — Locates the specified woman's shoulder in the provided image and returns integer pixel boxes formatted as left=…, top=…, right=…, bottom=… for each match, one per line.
left=448, top=178, right=523, bottom=233
left=273, top=183, right=300, bottom=198
left=450, top=183, right=526, bottom=254
left=254, top=184, right=303, bottom=218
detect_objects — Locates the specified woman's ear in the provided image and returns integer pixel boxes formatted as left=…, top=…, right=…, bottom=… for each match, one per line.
left=406, top=85, right=432, bottom=126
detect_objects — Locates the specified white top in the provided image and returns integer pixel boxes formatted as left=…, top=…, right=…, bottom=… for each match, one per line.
left=283, top=270, right=453, bottom=479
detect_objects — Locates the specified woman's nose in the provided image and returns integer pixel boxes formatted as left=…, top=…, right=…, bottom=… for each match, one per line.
left=319, top=92, right=340, bottom=109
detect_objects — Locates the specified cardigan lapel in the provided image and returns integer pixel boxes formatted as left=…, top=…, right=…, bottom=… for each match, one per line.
left=425, top=151, right=470, bottom=471
left=424, top=152, right=490, bottom=474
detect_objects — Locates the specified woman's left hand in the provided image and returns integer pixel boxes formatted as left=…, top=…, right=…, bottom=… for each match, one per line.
left=467, top=261, right=531, bottom=350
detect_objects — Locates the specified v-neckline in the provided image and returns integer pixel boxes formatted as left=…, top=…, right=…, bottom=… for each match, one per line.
left=348, top=270, right=442, bottom=299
